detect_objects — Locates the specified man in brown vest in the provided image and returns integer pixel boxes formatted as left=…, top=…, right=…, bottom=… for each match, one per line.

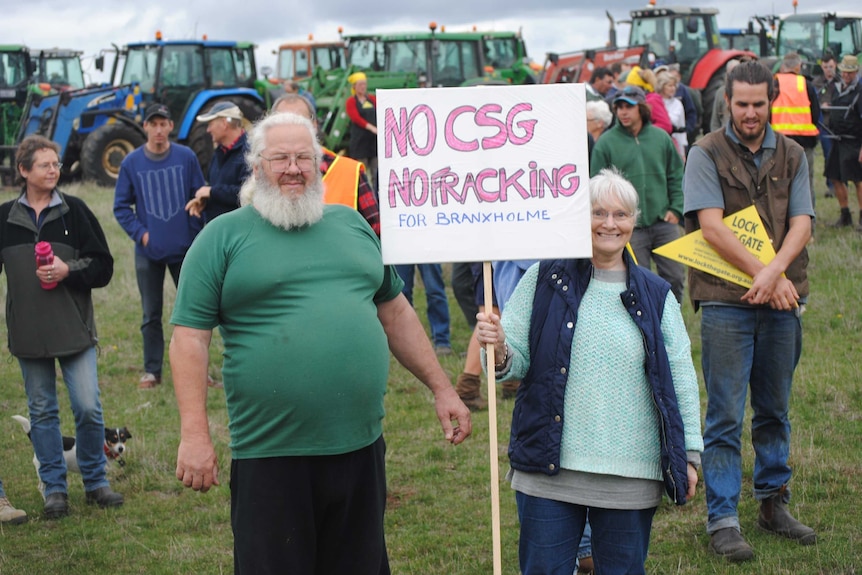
left=682, top=60, right=816, bottom=563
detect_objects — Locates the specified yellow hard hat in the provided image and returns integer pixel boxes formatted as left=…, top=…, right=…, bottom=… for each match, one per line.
left=348, top=72, right=367, bottom=84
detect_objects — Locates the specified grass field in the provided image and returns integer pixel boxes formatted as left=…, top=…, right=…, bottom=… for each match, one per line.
left=0, top=152, right=860, bottom=574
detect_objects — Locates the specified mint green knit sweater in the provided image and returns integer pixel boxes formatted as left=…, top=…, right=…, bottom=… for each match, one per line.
left=501, top=265, right=703, bottom=482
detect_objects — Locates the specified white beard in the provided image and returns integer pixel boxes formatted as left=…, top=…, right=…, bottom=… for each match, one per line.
left=250, top=173, right=325, bottom=230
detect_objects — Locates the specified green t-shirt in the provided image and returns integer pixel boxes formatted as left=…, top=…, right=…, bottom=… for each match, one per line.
left=171, top=205, right=404, bottom=458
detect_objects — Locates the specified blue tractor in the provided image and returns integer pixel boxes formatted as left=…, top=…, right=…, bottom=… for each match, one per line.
left=102, top=36, right=269, bottom=176
left=2, top=37, right=271, bottom=188
left=15, top=83, right=144, bottom=186
left=1, top=45, right=143, bottom=187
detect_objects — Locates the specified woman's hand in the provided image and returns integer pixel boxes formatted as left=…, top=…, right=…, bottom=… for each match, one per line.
left=476, top=311, right=507, bottom=359
left=37, top=256, right=69, bottom=284
left=686, top=463, right=699, bottom=502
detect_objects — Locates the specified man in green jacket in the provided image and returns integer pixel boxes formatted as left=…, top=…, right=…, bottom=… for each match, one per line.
left=590, top=85, right=686, bottom=302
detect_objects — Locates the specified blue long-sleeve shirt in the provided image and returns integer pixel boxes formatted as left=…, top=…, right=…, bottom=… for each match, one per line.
left=113, top=144, right=205, bottom=264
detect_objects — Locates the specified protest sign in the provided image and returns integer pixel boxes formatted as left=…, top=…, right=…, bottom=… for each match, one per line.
left=653, top=205, right=777, bottom=288
left=376, top=83, right=591, bottom=264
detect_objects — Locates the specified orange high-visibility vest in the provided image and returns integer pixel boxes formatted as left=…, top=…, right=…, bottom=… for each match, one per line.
left=771, top=73, right=819, bottom=136
left=321, top=150, right=361, bottom=209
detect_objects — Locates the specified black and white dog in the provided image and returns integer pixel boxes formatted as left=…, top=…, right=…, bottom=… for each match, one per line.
left=12, top=415, right=132, bottom=498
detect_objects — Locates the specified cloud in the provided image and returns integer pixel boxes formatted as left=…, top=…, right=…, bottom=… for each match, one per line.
left=2, top=0, right=860, bottom=84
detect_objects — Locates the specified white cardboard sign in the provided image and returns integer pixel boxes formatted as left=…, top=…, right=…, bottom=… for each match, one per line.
left=376, top=83, right=592, bottom=264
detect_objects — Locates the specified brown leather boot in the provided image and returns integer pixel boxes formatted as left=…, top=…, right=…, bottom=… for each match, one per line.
left=758, top=494, right=816, bottom=545
left=455, top=373, right=487, bottom=411
left=576, top=555, right=594, bottom=573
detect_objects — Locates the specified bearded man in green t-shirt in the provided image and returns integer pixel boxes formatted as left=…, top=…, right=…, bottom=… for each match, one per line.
left=169, top=112, right=471, bottom=575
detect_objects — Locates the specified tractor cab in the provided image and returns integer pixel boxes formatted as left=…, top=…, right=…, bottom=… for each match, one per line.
left=114, top=39, right=260, bottom=133
left=1, top=46, right=34, bottom=181
left=30, top=49, right=86, bottom=91
left=346, top=28, right=531, bottom=88
left=628, top=6, right=722, bottom=82
left=776, top=12, right=862, bottom=65
left=0, top=46, right=32, bottom=102
left=276, top=39, right=346, bottom=81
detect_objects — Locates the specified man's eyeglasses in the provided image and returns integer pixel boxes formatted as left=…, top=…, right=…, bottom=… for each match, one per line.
left=591, top=209, right=633, bottom=222
left=259, top=153, right=316, bottom=173
left=34, top=162, right=62, bottom=172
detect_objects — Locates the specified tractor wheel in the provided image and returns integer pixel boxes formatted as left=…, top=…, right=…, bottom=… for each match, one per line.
left=188, top=121, right=214, bottom=177
left=701, top=71, right=726, bottom=135
left=80, top=123, right=145, bottom=187
left=188, top=97, right=266, bottom=175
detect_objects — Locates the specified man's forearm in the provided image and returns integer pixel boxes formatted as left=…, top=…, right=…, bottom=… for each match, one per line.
left=170, top=326, right=213, bottom=437
left=768, top=214, right=811, bottom=274
left=377, top=295, right=450, bottom=394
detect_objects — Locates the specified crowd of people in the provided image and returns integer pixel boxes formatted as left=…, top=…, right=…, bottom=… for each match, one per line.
left=2, top=52, right=858, bottom=574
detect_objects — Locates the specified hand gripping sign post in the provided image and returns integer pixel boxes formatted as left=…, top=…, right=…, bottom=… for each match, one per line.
left=377, top=83, right=591, bottom=573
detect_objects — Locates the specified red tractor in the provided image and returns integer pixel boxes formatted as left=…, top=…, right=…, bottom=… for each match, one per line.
left=543, top=6, right=753, bottom=134
left=541, top=12, right=650, bottom=84
left=626, top=5, right=753, bottom=132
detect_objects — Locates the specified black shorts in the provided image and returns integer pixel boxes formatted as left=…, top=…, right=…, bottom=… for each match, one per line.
left=824, top=139, right=862, bottom=182
left=231, top=436, right=390, bottom=575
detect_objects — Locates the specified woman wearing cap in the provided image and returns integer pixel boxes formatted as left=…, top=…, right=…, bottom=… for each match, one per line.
left=345, top=72, right=378, bottom=189
left=476, top=168, right=702, bottom=575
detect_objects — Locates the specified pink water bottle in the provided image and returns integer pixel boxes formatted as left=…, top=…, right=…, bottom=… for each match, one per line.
left=35, top=241, right=57, bottom=290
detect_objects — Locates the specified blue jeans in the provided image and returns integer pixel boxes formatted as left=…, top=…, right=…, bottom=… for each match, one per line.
left=631, top=222, right=685, bottom=303
left=135, top=252, right=182, bottom=376
left=394, top=264, right=450, bottom=347
left=701, top=305, right=801, bottom=534
left=578, top=521, right=592, bottom=560
left=515, top=491, right=655, bottom=575
left=0, top=477, right=7, bottom=499
left=18, top=347, right=108, bottom=495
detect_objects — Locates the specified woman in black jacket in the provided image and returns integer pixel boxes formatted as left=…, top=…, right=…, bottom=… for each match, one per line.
left=0, top=135, right=122, bottom=519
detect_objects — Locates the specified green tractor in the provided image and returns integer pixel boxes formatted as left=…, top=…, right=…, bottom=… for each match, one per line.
left=1, top=46, right=89, bottom=154
left=1, top=46, right=34, bottom=183
left=303, top=25, right=537, bottom=152
left=765, top=12, right=862, bottom=76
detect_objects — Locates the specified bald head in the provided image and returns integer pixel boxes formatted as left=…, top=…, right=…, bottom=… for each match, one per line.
left=272, top=94, right=317, bottom=128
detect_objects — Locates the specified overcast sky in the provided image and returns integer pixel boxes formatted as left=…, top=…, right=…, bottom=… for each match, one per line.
left=1, top=0, right=859, bottom=83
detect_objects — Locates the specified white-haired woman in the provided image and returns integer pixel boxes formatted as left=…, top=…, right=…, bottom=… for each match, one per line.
left=586, top=100, right=613, bottom=142
left=477, top=168, right=703, bottom=575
